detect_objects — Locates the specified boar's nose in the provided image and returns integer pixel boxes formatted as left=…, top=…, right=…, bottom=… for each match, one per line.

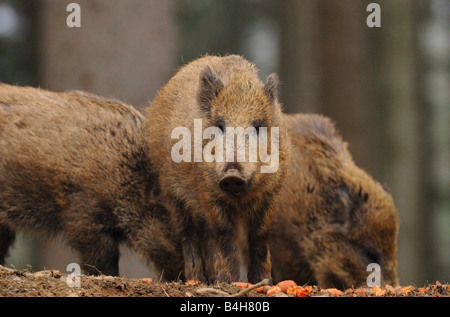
left=219, top=169, right=247, bottom=196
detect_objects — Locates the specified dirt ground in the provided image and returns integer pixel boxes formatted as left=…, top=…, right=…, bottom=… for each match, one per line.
left=0, top=265, right=448, bottom=297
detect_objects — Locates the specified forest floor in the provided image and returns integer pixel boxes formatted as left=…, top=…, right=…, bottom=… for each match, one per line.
left=0, top=265, right=448, bottom=297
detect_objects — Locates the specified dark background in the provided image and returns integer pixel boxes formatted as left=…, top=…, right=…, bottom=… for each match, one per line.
left=0, top=0, right=448, bottom=286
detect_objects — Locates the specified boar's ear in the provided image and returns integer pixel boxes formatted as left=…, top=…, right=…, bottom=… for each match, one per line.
left=198, top=66, right=224, bottom=113
left=264, top=73, right=279, bottom=103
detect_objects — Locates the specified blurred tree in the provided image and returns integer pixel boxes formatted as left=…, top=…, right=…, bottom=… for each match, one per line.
left=278, top=0, right=443, bottom=285
left=176, top=0, right=278, bottom=75
left=278, top=0, right=320, bottom=114
left=318, top=0, right=381, bottom=178
left=1, top=0, right=39, bottom=271
left=374, top=0, right=429, bottom=285
left=38, top=0, right=177, bottom=110
left=420, top=0, right=450, bottom=282
left=0, top=0, right=38, bottom=85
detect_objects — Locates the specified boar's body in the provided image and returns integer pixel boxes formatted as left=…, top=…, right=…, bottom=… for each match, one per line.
left=0, top=83, right=182, bottom=277
left=270, top=113, right=399, bottom=289
left=145, top=55, right=290, bottom=283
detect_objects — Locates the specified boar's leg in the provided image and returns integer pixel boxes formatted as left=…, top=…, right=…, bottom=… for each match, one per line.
left=63, top=209, right=120, bottom=276
left=125, top=202, right=184, bottom=282
left=170, top=199, right=206, bottom=282
left=247, top=211, right=274, bottom=284
left=67, top=232, right=120, bottom=276
left=0, top=224, right=15, bottom=265
left=205, top=211, right=240, bottom=283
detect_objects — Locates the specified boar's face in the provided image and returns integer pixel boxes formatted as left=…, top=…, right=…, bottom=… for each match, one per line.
left=197, top=66, right=284, bottom=202
left=310, top=173, right=399, bottom=290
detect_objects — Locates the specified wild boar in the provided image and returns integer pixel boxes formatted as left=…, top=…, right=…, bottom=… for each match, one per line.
left=145, top=55, right=290, bottom=283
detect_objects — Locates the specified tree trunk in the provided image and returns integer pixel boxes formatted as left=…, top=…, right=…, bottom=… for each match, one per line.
left=318, top=0, right=380, bottom=177
left=278, top=0, right=320, bottom=113
left=38, top=0, right=177, bottom=109
left=374, top=0, right=427, bottom=285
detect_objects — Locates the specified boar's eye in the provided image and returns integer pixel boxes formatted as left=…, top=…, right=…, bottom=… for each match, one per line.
left=214, top=118, right=226, bottom=133
left=252, top=120, right=266, bottom=135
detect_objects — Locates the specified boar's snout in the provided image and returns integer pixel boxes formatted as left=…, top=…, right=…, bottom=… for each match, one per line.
left=219, top=169, right=247, bottom=197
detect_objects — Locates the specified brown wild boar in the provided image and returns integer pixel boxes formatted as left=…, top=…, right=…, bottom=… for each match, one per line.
left=269, top=113, right=399, bottom=289
left=144, top=112, right=399, bottom=288
left=145, top=55, right=290, bottom=283
left=0, top=83, right=182, bottom=278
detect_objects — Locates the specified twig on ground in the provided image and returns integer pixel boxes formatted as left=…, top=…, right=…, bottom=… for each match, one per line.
left=160, top=284, right=169, bottom=297
left=228, top=279, right=270, bottom=297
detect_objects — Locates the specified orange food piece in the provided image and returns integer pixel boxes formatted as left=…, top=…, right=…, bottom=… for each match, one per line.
left=321, top=288, right=343, bottom=296
left=186, top=280, right=202, bottom=286
left=295, top=288, right=309, bottom=297
left=353, top=288, right=369, bottom=296
left=139, top=278, right=153, bottom=284
left=286, top=285, right=312, bottom=297
left=276, top=280, right=298, bottom=293
left=286, top=286, right=299, bottom=296
left=418, top=287, right=428, bottom=294
left=251, top=284, right=269, bottom=293
left=266, top=285, right=282, bottom=296
left=304, top=285, right=313, bottom=293
left=372, top=285, right=384, bottom=296
left=384, top=285, right=395, bottom=295
left=399, top=286, right=412, bottom=294
left=232, top=282, right=253, bottom=289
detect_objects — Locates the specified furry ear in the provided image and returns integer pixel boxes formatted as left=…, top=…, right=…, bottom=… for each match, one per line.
left=264, top=73, right=279, bottom=103
left=197, top=66, right=224, bottom=113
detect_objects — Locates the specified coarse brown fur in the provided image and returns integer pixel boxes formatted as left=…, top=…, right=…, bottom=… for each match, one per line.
left=270, top=113, right=399, bottom=289
left=145, top=55, right=290, bottom=283
left=0, top=83, right=182, bottom=278
left=153, top=113, right=399, bottom=288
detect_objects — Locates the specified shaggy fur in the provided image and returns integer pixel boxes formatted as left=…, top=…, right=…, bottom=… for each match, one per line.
left=151, top=113, right=400, bottom=288
left=0, top=83, right=182, bottom=278
left=0, top=63, right=399, bottom=288
left=270, top=113, right=399, bottom=289
left=145, top=55, right=290, bottom=283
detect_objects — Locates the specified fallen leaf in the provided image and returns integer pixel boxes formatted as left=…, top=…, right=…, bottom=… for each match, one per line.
left=321, top=288, right=343, bottom=296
